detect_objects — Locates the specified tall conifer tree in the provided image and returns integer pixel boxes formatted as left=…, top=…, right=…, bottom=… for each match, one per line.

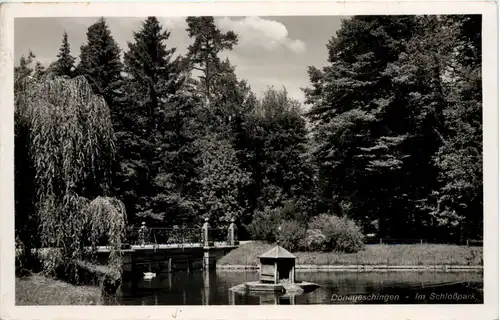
left=52, top=31, right=75, bottom=77
left=124, top=16, right=186, bottom=136
left=185, top=16, right=238, bottom=105
left=122, top=16, right=197, bottom=224
left=77, top=17, right=124, bottom=125
left=304, top=16, right=424, bottom=236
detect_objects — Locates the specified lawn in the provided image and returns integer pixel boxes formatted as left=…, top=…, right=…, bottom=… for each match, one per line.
left=16, top=274, right=102, bottom=305
left=218, top=241, right=483, bottom=266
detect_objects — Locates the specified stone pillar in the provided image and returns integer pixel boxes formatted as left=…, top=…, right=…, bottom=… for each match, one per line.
left=228, top=218, right=239, bottom=246
left=201, top=217, right=213, bottom=248
left=202, top=217, right=215, bottom=270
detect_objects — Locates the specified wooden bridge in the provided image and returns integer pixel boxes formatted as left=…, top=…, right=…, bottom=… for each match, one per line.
left=95, top=218, right=240, bottom=277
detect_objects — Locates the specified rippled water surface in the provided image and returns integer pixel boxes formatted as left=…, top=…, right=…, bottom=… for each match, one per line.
left=112, top=270, right=483, bottom=305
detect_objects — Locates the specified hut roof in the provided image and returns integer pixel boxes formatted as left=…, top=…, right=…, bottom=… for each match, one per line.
left=258, top=245, right=296, bottom=259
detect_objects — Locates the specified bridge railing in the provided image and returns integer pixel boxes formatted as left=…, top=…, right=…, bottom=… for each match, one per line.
left=127, top=227, right=202, bottom=246
left=125, top=219, right=238, bottom=248
left=212, top=227, right=231, bottom=245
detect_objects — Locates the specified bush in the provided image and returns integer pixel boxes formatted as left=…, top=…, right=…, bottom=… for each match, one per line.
left=304, top=228, right=327, bottom=251
left=246, top=207, right=281, bottom=242
left=278, top=220, right=307, bottom=251
left=308, top=214, right=364, bottom=253
left=280, top=200, right=308, bottom=224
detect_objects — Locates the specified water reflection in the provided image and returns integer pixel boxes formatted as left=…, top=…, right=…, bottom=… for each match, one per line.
left=115, top=270, right=483, bottom=305
left=227, top=291, right=298, bottom=305
left=202, top=269, right=211, bottom=305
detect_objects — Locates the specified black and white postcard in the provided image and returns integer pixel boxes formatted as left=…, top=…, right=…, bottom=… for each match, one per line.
left=0, top=1, right=498, bottom=320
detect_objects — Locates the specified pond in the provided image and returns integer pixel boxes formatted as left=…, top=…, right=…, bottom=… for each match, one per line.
left=110, top=270, right=483, bottom=305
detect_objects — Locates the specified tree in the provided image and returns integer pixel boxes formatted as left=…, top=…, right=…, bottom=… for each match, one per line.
left=371, top=16, right=455, bottom=238
left=77, top=17, right=124, bottom=126
left=240, top=87, right=315, bottom=230
left=376, top=15, right=482, bottom=241
left=304, top=15, right=483, bottom=241
left=14, top=51, right=45, bottom=91
left=185, top=16, right=238, bottom=105
left=52, top=31, right=76, bottom=77
left=15, top=74, right=126, bottom=279
left=147, top=83, right=204, bottom=225
left=196, top=133, right=250, bottom=226
left=304, top=16, right=428, bottom=237
left=124, top=16, right=186, bottom=135
left=14, top=52, right=39, bottom=269
left=14, top=52, right=51, bottom=269
left=198, top=58, right=257, bottom=138
left=426, top=15, right=483, bottom=240
left=185, top=17, right=260, bottom=229
left=120, top=16, right=189, bottom=223
left=258, top=88, right=315, bottom=210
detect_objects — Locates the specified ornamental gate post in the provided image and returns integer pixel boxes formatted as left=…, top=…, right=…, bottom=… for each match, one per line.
left=202, top=217, right=215, bottom=270
left=201, top=217, right=213, bottom=247
left=228, top=218, right=239, bottom=246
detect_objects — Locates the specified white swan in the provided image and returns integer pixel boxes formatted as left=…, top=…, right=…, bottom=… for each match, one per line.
left=143, top=272, right=156, bottom=280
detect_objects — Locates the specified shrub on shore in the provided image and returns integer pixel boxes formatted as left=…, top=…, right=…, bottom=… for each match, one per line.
left=308, top=214, right=365, bottom=253
left=246, top=207, right=282, bottom=242
left=247, top=203, right=365, bottom=253
left=246, top=200, right=311, bottom=243
left=277, top=220, right=307, bottom=251
left=304, top=228, right=327, bottom=251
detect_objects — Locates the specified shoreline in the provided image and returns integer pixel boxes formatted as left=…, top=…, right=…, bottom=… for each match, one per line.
left=16, top=274, right=102, bottom=305
left=217, top=242, right=483, bottom=270
left=216, top=264, right=484, bottom=271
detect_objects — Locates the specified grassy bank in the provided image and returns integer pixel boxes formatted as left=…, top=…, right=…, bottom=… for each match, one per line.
left=16, top=274, right=102, bottom=305
left=218, top=241, right=483, bottom=267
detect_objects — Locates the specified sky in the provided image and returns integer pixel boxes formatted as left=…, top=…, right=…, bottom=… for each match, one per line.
left=15, top=16, right=345, bottom=103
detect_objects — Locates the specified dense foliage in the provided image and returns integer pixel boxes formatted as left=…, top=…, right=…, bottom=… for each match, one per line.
left=15, top=15, right=482, bottom=261
left=304, top=15, right=482, bottom=242
left=15, top=73, right=126, bottom=281
left=308, top=214, right=365, bottom=253
left=120, top=17, right=192, bottom=224
left=277, top=220, right=308, bottom=252
left=246, top=207, right=283, bottom=242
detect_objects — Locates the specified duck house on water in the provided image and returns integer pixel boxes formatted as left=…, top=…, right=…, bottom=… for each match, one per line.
left=259, top=245, right=296, bottom=284
left=230, top=244, right=319, bottom=294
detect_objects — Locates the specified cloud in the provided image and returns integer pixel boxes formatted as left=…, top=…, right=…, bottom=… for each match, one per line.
left=105, top=17, right=190, bottom=56
left=158, top=17, right=188, bottom=31
left=106, top=16, right=186, bottom=31
left=216, top=16, right=306, bottom=54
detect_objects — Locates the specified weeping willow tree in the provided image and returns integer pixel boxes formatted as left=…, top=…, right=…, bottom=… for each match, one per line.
left=87, top=197, right=127, bottom=277
left=15, top=74, right=126, bottom=284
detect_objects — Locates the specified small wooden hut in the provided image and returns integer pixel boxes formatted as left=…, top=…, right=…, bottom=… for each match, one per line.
left=258, top=245, right=296, bottom=284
